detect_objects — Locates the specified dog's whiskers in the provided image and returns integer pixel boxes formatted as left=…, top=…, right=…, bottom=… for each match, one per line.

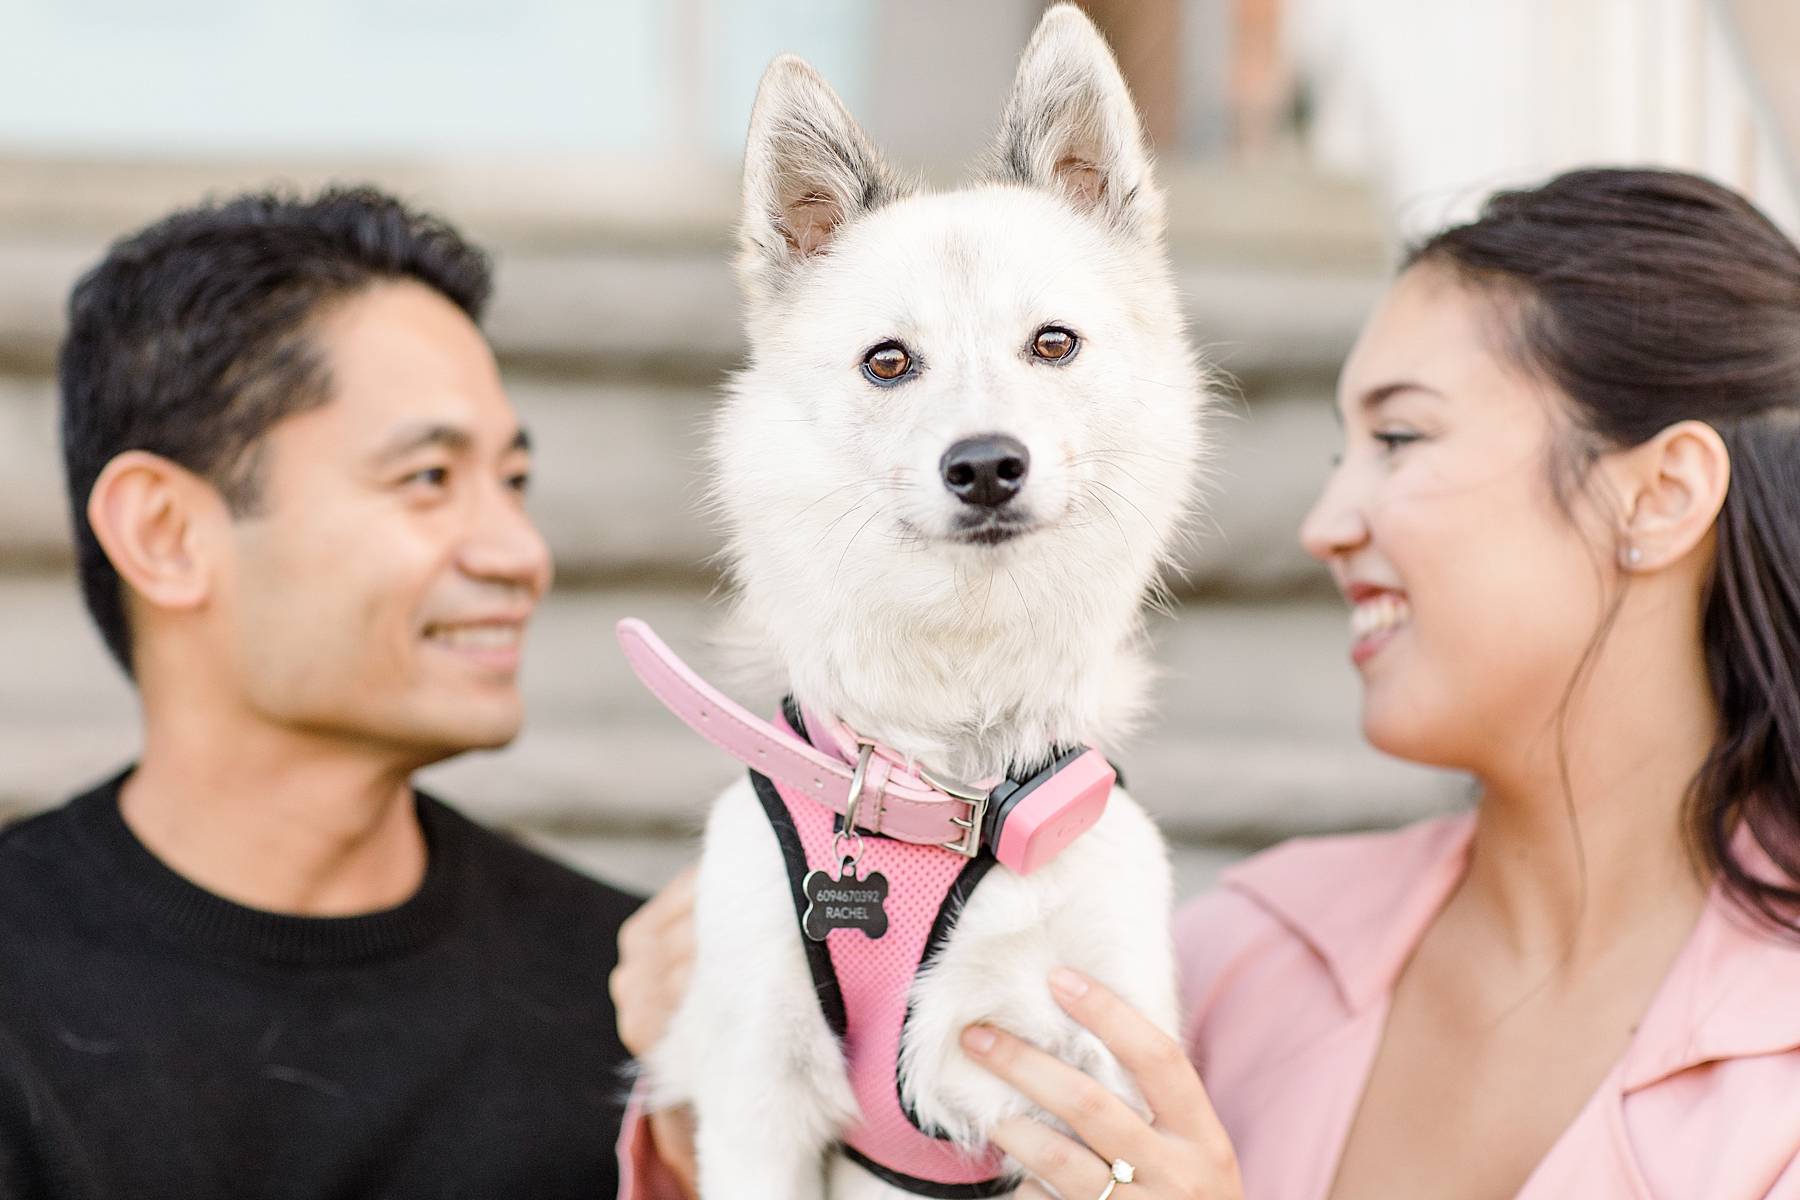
left=1075, top=483, right=1130, bottom=544
left=1084, top=479, right=1162, bottom=540
left=832, top=507, right=885, bottom=592
left=1003, top=566, right=1039, bottom=643
left=1127, top=373, right=1196, bottom=395
left=818, top=498, right=875, bottom=544
left=1065, top=448, right=1196, bottom=471
left=798, top=479, right=907, bottom=521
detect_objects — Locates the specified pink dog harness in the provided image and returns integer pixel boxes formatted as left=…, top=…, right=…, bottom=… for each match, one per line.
left=616, top=619, right=1117, bottom=1196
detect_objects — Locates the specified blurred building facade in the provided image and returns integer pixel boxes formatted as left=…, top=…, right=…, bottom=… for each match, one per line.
left=0, top=0, right=1794, bottom=895
left=1295, top=0, right=1800, bottom=235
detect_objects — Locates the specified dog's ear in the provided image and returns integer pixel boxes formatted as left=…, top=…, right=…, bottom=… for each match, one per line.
left=738, top=55, right=904, bottom=293
left=989, top=3, right=1163, bottom=242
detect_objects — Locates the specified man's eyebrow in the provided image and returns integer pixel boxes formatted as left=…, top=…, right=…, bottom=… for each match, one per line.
left=372, top=423, right=473, bottom=461
left=370, top=423, right=531, bottom=463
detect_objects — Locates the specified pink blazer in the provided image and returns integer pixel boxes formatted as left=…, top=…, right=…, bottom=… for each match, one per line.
left=1185, top=814, right=1800, bottom=1199
left=620, top=813, right=1800, bottom=1198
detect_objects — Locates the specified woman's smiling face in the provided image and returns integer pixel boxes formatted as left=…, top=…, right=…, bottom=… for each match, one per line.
left=1301, top=264, right=1617, bottom=772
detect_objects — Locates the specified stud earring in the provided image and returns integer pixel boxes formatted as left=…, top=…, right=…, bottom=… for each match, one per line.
left=1624, top=546, right=1642, bottom=566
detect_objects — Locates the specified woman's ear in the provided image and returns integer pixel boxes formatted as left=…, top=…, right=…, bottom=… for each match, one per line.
left=1609, top=419, right=1731, bottom=571
left=86, top=450, right=228, bottom=612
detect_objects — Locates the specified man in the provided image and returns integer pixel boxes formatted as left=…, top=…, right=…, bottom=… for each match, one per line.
left=0, top=188, right=639, bottom=1197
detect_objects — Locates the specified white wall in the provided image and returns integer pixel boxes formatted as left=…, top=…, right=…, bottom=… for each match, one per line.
left=1292, top=0, right=1800, bottom=239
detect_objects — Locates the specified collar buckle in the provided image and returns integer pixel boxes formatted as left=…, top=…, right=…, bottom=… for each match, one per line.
left=920, top=767, right=990, bottom=858
left=941, top=794, right=988, bottom=858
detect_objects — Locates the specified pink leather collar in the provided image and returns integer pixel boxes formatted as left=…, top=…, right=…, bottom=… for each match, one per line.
left=616, top=618, right=1114, bottom=875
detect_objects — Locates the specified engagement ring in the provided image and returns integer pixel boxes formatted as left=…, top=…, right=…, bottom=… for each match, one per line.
left=1094, top=1157, right=1135, bottom=1199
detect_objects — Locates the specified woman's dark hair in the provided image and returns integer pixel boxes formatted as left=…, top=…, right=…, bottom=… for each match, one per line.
left=60, top=186, right=492, bottom=675
left=1408, top=167, right=1800, bottom=934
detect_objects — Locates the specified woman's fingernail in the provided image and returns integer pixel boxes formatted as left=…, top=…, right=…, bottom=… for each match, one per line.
left=1049, top=967, right=1089, bottom=999
left=962, top=1026, right=997, bottom=1054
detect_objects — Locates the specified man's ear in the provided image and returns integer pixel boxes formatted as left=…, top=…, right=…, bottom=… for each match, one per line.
left=1608, top=420, right=1731, bottom=571
left=737, top=54, right=907, bottom=302
left=86, top=451, right=228, bottom=612
left=987, top=2, right=1163, bottom=243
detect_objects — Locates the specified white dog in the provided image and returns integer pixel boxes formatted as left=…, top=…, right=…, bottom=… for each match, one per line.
left=637, top=7, right=1207, bottom=1197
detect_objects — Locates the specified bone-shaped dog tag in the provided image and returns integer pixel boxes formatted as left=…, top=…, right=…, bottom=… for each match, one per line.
left=801, top=862, right=889, bottom=941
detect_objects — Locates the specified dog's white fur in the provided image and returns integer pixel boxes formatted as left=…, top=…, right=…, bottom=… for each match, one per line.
left=649, top=8, right=1207, bottom=1196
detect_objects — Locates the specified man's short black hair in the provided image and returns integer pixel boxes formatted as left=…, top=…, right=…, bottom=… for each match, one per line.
left=59, top=186, right=493, bottom=675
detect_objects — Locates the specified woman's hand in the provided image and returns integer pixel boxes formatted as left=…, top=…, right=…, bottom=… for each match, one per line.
left=961, top=969, right=1243, bottom=1200
left=610, top=865, right=697, bottom=1059
left=610, top=867, right=701, bottom=1199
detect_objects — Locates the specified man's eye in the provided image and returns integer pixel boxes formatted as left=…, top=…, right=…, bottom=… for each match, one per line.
left=506, top=472, right=531, bottom=494
left=406, top=466, right=450, bottom=487
left=1373, top=431, right=1421, bottom=452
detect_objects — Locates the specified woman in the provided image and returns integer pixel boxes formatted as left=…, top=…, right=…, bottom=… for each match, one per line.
left=611, top=167, right=1800, bottom=1199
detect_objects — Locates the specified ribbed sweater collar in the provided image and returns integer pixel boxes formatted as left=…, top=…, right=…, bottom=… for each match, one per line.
left=69, top=770, right=462, bottom=968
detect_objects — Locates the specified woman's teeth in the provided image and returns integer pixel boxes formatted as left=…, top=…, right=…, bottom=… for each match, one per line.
left=426, top=623, right=521, bottom=649
left=1350, top=593, right=1411, bottom=641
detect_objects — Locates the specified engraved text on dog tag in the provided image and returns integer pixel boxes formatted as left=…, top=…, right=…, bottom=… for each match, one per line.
left=801, top=863, right=889, bottom=941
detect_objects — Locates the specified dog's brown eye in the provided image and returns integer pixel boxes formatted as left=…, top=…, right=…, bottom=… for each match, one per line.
left=1032, top=327, right=1078, bottom=362
left=863, top=343, right=913, bottom=383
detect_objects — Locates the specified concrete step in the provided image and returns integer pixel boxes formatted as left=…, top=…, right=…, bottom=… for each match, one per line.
left=0, top=377, right=66, bottom=570
left=0, top=374, right=1345, bottom=592
left=0, top=159, right=1385, bottom=387
left=0, top=157, right=1384, bottom=263
left=0, top=233, right=1382, bottom=381
left=0, top=154, right=1386, bottom=380
left=0, top=576, right=1469, bottom=851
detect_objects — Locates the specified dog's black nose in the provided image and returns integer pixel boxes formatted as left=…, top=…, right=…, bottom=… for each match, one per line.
left=940, top=435, right=1030, bottom=508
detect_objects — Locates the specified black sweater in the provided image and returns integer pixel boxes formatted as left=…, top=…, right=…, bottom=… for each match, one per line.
left=0, top=774, right=641, bottom=1199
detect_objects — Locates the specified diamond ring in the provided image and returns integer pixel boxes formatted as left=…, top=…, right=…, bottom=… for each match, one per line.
left=1094, top=1158, right=1135, bottom=1199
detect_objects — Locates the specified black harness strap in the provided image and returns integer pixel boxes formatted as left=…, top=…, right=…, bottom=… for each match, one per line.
left=842, top=1146, right=1019, bottom=1198
left=751, top=769, right=848, bottom=1042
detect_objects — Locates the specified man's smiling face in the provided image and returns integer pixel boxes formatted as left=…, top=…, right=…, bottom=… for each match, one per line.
left=222, top=278, right=552, bottom=762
